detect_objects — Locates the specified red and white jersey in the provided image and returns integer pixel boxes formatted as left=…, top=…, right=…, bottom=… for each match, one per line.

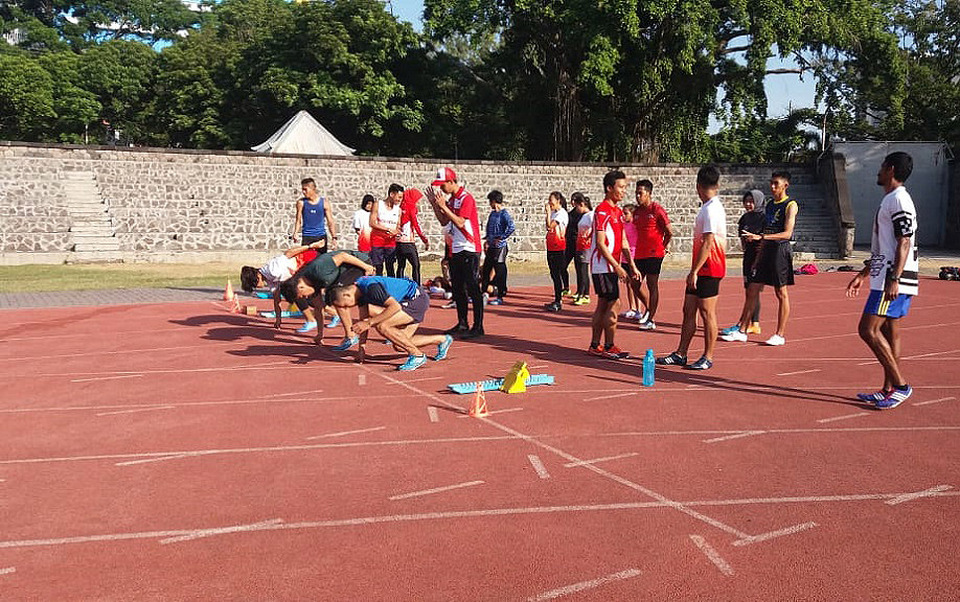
left=371, top=199, right=401, bottom=248
left=693, top=196, right=727, bottom=278
left=633, top=202, right=671, bottom=259
left=447, top=187, right=481, bottom=253
left=590, top=200, right=625, bottom=274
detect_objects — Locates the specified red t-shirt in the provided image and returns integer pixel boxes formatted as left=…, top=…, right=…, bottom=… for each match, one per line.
left=633, top=202, right=671, bottom=259
left=447, top=187, right=481, bottom=254
left=590, top=200, right=625, bottom=274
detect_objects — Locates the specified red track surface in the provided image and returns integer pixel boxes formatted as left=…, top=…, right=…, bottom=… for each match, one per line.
left=1, top=273, right=958, bottom=599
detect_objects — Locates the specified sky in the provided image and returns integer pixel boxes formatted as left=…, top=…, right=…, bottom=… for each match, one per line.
left=386, top=0, right=819, bottom=127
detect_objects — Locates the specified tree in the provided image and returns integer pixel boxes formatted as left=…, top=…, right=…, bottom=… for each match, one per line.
left=0, top=54, right=56, bottom=140
left=425, top=0, right=904, bottom=162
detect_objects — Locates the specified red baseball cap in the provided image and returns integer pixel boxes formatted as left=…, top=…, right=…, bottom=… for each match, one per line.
left=430, top=167, right=457, bottom=186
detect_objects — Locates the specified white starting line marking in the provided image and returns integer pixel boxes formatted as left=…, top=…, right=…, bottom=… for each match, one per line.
left=689, top=534, right=734, bottom=576
left=885, top=485, right=953, bottom=506
left=389, top=480, right=485, bottom=501
left=305, top=426, right=385, bottom=440
left=583, top=392, right=635, bottom=402
left=386, top=376, right=443, bottom=385
left=527, top=569, right=642, bottom=601
left=703, top=430, right=766, bottom=444
left=457, top=407, right=524, bottom=418
left=527, top=455, right=550, bottom=479
left=776, top=369, right=821, bottom=377
left=732, top=522, right=818, bottom=546
left=0, top=567, right=15, bottom=576
left=96, top=406, right=173, bottom=417
left=72, top=374, right=144, bottom=383
left=563, top=453, right=639, bottom=468
left=358, top=374, right=366, bottom=386
left=817, top=412, right=871, bottom=424
left=914, top=396, right=956, bottom=407
left=427, top=406, right=440, bottom=423
left=116, top=453, right=199, bottom=467
left=3, top=490, right=959, bottom=551
left=160, top=519, right=284, bottom=545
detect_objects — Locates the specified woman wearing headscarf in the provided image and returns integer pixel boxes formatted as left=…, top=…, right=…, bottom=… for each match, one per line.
left=721, top=189, right=766, bottom=336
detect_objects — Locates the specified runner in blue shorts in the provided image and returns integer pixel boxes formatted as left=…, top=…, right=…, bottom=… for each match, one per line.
left=846, top=151, right=918, bottom=410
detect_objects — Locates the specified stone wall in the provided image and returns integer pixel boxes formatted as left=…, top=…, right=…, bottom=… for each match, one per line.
left=0, top=142, right=837, bottom=263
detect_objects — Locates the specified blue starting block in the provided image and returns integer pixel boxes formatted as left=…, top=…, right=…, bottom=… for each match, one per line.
left=259, top=310, right=304, bottom=319
left=447, top=374, right=555, bottom=395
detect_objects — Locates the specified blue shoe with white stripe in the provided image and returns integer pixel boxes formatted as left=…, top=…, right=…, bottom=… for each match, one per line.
left=325, top=315, right=341, bottom=329
left=875, top=385, right=912, bottom=410
left=332, top=336, right=359, bottom=351
left=433, top=335, right=454, bottom=361
left=398, top=355, right=428, bottom=371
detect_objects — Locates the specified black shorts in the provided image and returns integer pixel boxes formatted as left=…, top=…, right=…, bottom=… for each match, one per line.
left=302, top=235, right=327, bottom=249
left=324, top=266, right=365, bottom=304
left=370, top=246, right=397, bottom=267
left=755, top=242, right=794, bottom=287
left=634, top=256, right=664, bottom=276
left=484, top=245, right=508, bottom=263
left=685, top=276, right=721, bottom=299
left=399, top=289, right=429, bottom=324
left=592, top=272, right=620, bottom=301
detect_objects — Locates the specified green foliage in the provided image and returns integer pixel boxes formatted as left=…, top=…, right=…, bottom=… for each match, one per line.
left=0, top=54, right=56, bottom=139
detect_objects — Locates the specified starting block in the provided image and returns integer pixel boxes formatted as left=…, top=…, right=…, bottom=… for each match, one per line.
left=259, top=310, right=304, bottom=319
left=447, top=374, right=554, bottom=395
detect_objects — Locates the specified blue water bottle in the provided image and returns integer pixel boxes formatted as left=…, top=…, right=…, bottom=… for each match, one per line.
left=642, top=348, right=655, bottom=387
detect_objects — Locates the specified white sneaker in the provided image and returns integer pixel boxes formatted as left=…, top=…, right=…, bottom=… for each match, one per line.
left=637, top=310, right=649, bottom=323
left=720, top=329, right=748, bottom=342
left=622, top=310, right=637, bottom=319
left=639, top=320, right=656, bottom=331
left=764, top=334, right=786, bottom=346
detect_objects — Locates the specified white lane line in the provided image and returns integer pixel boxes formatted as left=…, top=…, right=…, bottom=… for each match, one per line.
left=527, top=455, right=551, bottom=479
left=857, top=360, right=877, bottom=366
left=3, top=490, right=960, bottom=551
left=96, top=406, right=173, bottom=417
left=604, top=425, right=960, bottom=438
left=389, top=480, right=484, bottom=501
left=386, top=376, right=443, bottom=385
left=703, top=431, right=766, bottom=444
left=732, top=522, right=818, bottom=546
left=527, top=364, right=549, bottom=369
left=358, top=373, right=366, bottom=386
left=914, top=396, right=956, bottom=407
left=457, top=407, right=524, bottom=418
left=305, top=426, right=385, bottom=440
left=527, top=569, right=642, bottom=601
left=427, top=406, right=439, bottom=423
left=0, top=567, right=15, bottom=576
left=160, top=519, right=284, bottom=545
left=72, top=374, right=144, bottom=383
left=885, top=485, right=953, bottom=506
left=904, top=348, right=960, bottom=360
left=0, top=435, right=520, bottom=466
left=689, top=535, right=734, bottom=576
left=116, top=454, right=199, bottom=467
left=816, top=412, right=871, bottom=424
left=776, top=369, right=821, bottom=377
left=583, top=392, right=635, bottom=402
left=563, top=453, right=639, bottom=468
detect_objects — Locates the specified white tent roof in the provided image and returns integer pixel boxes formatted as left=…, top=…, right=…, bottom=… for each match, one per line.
left=252, top=110, right=355, bottom=156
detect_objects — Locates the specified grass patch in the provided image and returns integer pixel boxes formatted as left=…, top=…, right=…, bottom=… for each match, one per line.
left=0, top=263, right=240, bottom=293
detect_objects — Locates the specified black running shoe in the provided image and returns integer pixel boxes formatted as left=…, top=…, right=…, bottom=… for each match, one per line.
left=656, top=351, right=687, bottom=366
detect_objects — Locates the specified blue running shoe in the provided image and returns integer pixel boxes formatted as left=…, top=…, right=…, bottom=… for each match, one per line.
left=876, top=385, right=912, bottom=410
left=856, top=390, right=889, bottom=404
left=656, top=352, right=687, bottom=366
left=398, top=355, right=428, bottom=371
left=433, top=335, right=454, bottom=361
left=332, top=336, right=359, bottom=351
left=296, top=321, right=318, bottom=334
left=719, top=324, right=740, bottom=336
left=325, top=315, right=341, bottom=329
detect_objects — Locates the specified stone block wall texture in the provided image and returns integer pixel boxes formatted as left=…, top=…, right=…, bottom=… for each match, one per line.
left=0, top=143, right=838, bottom=260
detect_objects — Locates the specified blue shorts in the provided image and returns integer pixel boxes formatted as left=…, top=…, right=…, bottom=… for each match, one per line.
left=864, top=290, right=913, bottom=318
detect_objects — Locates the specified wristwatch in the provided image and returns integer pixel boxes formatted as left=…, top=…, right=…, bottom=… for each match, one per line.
left=886, top=271, right=900, bottom=281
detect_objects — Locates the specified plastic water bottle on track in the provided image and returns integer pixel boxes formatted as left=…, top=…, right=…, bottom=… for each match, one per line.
left=642, top=349, right=655, bottom=387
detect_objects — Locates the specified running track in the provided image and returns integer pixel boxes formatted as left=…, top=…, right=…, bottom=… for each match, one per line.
left=1, top=273, right=958, bottom=599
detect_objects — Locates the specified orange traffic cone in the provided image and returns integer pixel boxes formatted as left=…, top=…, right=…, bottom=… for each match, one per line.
left=232, top=297, right=242, bottom=313
left=223, top=280, right=235, bottom=301
left=468, top=383, right=489, bottom=417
